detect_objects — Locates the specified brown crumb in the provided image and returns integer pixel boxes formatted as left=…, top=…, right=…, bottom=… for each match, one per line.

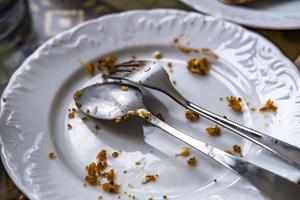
left=73, top=90, right=82, bottom=98
left=155, top=112, right=165, bottom=122
left=172, top=80, right=176, bottom=85
left=95, top=124, right=101, bottom=130
left=246, top=102, right=250, bottom=106
left=112, top=152, right=119, bottom=158
left=187, top=58, right=210, bottom=75
left=223, top=115, right=228, bottom=119
left=68, top=110, right=76, bottom=119
left=81, top=116, right=89, bottom=122
left=173, top=37, right=179, bottom=44
left=97, top=56, right=117, bottom=71
left=135, top=161, right=141, bottom=166
left=142, top=175, right=157, bottom=184
left=176, top=146, right=190, bottom=157
left=84, top=63, right=95, bottom=76
left=115, top=116, right=123, bottom=124
left=48, top=152, right=56, bottom=159
left=226, top=96, right=242, bottom=113
left=185, top=109, right=200, bottom=121
left=206, top=125, right=221, bottom=136
left=200, top=48, right=219, bottom=59
left=187, top=156, right=197, bottom=166
left=250, top=107, right=256, bottom=112
left=75, top=101, right=82, bottom=108
left=259, top=99, right=277, bottom=113
left=2, top=98, right=7, bottom=102
left=167, top=62, right=173, bottom=73
left=149, top=197, right=153, bottom=200
left=101, top=182, right=120, bottom=193
left=123, top=170, right=127, bottom=174
left=67, top=123, right=72, bottom=129
left=98, top=196, right=103, bottom=200
left=97, top=150, right=107, bottom=161
left=233, top=144, right=242, bottom=154
left=121, top=85, right=129, bottom=91
left=153, top=51, right=163, bottom=59
left=219, top=97, right=223, bottom=101
left=163, top=195, right=168, bottom=199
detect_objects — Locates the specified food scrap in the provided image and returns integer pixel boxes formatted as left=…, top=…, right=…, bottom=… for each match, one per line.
left=187, top=156, right=197, bottom=166
left=155, top=112, right=165, bottom=121
left=112, top=152, right=119, bottom=158
left=153, top=51, right=163, bottom=59
left=226, top=96, right=242, bottom=113
left=68, top=110, right=76, bottom=119
left=136, top=109, right=151, bottom=121
left=85, top=149, right=120, bottom=194
left=115, top=116, right=123, bottom=124
left=176, top=146, right=190, bottom=157
left=84, top=63, right=95, bottom=76
left=224, top=149, right=233, bottom=155
left=259, top=99, right=277, bottom=113
left=121, top=85, right=129, bottom=91
left=97, top=56, right=117, bottom=71
left=73, top=90, right=82, bottom=98
left=67, top=123, right=72, bottom=129
left=48, top=152, right=56, bottom=159
left=205, top=125, right=221, bottom=136
left=187, top=58, right=210, bottom=76
left=233, top=144, right=242, bottom=154
left=185, top=109, right=200, bottom=121
left=167, top=62, right=173, bottom=73
left=142, top=175, right=158, bottom=184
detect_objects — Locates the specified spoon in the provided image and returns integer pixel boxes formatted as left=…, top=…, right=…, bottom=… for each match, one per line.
left=74, top=82, right=300, bottom=200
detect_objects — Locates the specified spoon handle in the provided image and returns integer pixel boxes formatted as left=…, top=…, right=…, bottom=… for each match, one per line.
left=164, top=86, right=300, bottom=169
left=145, top=114, right=300, bottom=200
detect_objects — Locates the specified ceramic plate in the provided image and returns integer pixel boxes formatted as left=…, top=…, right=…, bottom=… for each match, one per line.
left=181, top=0, right=300, bottom=30
left=1, top=9, right=300, bottom=200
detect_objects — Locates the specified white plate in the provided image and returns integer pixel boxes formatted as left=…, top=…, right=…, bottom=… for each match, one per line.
left=181, top=0, right=300, bottom=30
left=1, top=9, right=300, bottom=200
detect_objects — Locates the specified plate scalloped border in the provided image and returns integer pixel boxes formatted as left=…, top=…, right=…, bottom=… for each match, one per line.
left=1, top=9, right=300, bottom=200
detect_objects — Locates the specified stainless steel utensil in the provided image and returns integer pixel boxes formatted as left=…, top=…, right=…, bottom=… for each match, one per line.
left=75, top=82, right=300, bottom=200
left=108, top=60, right=300, bottom=169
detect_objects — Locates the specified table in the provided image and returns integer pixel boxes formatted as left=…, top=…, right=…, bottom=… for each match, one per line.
left=0, top=0, right=299, bottom=199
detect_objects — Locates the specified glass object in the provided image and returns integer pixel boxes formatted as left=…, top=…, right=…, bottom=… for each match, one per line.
left=0, top=0, right=31, bottom=94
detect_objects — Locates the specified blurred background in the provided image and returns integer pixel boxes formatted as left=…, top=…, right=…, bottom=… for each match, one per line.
left=0, top=0, right=299, bottom=199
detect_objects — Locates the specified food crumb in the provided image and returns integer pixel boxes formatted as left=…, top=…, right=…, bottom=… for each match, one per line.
left=98, top=195, right=103, bottom=200
left=142, top=175, right=157, bottom=184
left=187, top=58, right=210, bottom=75
left=172, top=80, right=176, bottom=85
left=214, top=179, right=217, bottom=183
left=112, top=152, right=119, bottom=158
left=84, top=63, right=95, bottom=76
left=226, top=96, right=242, bottom=113
left=68, top=110, right=76, bottom=119
left=259, top=99, right=277, bottom=113
left=115, top=117, right=123, bottom=124
left=73, top=90, right=82, bottom=98
left=250, top=107, right=256, bottom=112
left=123, top=170, right=127, bottom=174
left=201, top=48, right=219, bottom=59
left=101, top=182, right=120, bottom=193
left=135, top=161, right=141, bottom=166
left=95, top=124, right=101, bottom=131
left=185, top=109, right=200, bottom=121
left=97, top=56, right=117, bottom=71
left=205, top=125, right=221, bottom=136
left=67, top=123, right=72, bottom=129
left=246, top=102, right=250, bottom=106
left=167, top=62, right=173, bottom=73
left=75, top=101, right=82, bottom=108
left=163, top=195, right=168, bottom=199
left=81, top=116, right=89, bottom=122
left=187, top=156, right=197, bottom=166
left=219, top=97, right=223, bottom=101
left=176, top=146, right=190, bottom=157
left=121, top=85, right=129, bottom=91
left=153, top=51, right=163, bottom=59
left=2, top=98, right=6, bottom=102
left=48, top=152, right=56, bottom=159
left=233, top=144, right=242, bottom=154
left=223, top=115, right=228, bottom=119
left=155, top=112, right=165, bottom=122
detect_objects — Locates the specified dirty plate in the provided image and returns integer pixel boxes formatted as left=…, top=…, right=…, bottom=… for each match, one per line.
left=1, top=9, right=300, bottom=200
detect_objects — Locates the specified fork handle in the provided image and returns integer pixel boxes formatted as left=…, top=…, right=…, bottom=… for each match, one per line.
left=187, top=102, right=300, bottom=169
left=145, top=114, right=300, bottom=200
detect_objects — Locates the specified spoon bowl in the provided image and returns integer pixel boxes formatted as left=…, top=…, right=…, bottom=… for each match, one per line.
left=74, top=82, right=145, bottom=120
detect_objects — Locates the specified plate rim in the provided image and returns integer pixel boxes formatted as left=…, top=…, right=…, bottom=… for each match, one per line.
left=181, top=0, right=300, bottom=30
left=0, top=8, right=299, bottom=199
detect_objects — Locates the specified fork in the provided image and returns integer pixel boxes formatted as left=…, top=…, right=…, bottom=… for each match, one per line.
left=108, top=60, right=300, bottom=169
